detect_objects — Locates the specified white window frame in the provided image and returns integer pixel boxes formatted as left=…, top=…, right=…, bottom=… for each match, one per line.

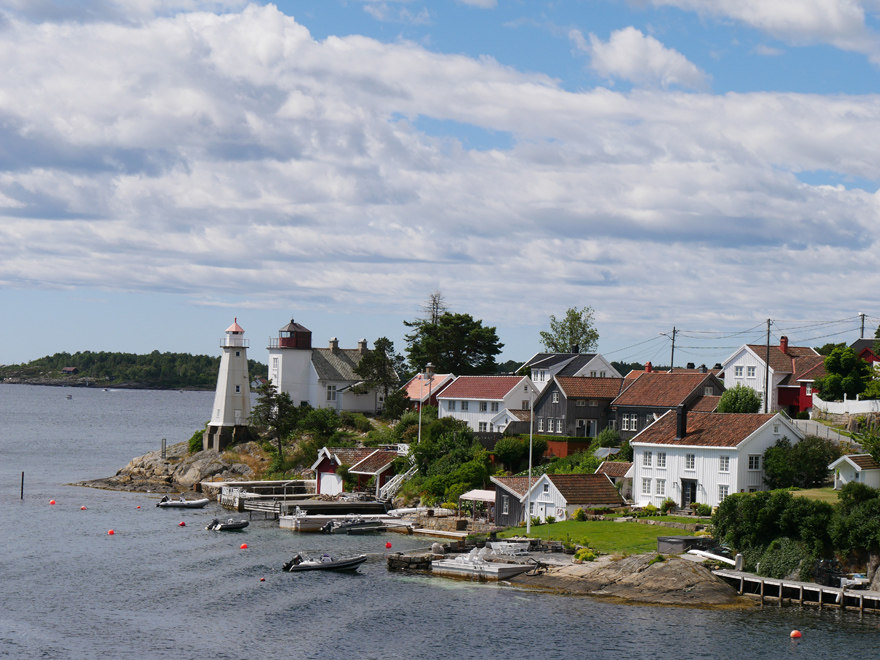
left=734, top=365, right=743, bottom=377
left=631, top=415, right=639, bottom=432
left=272, top=357, right=279, bottom=369
left=719, top=485, right=729, bottom=503
left=748, top=455, right=761, bottom=470
left=719, top=456, right=730, bottom=472
left=543, top=483, right=550, bottom=494
left=642, top=478, right=651, bottom=495
left=502, top=495, right=509, bottom=514
left=576, top=400, right=585, bottom=407
left=747, top=366, right=756, bottom=378
left=479, top=401, right=488, bottom=412
left=599, top=371, right=606, bottom=377
left=478, top=422, right=487, bottom=432
left=590, top=371, right=597, bottom=377
left=522, top=400, right=529, bottom=410
left=685, top=454, right=695, bottom=470
left=326, top=385, right=337, bottom=402
left=556, top=419, right=563, bottom=433
left=552, top=392, right=559, bottom=403
left=643, top=451, right=652, bottom=467
left=461, top=401, right=469, bottom=411
left=656, top=479, right=666, bottom=496
left=537, top=418, right=544, bottom=432
left=657, top=452, right=666, bottom=468
left=806, top=384, right=813, bottom=395
left=589, top=399, right=598, bottom=407
left=491, top=402, right=499, bottom=412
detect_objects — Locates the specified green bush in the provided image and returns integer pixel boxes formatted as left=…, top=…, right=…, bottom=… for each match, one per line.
left=545, top=515, right=556, bottom=524
left=757, top=537, right=809, bottom=579
left=574, top=547, right=596, bottom=562
left=661, top=498, right=676, bottom=514
left=530, top=516, right=542, bottom=527
left=696, top=503, right=712, bottom=516
left=573, top=507, right=587, bottom=521
left=187, top=428, right=204, bottom=454
left=643, top=504, right=658, bottom=516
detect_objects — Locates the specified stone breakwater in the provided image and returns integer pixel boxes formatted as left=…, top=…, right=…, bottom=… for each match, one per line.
left=75, top=441, right=260, bottom=493
left=509, top=554, right=750, bottom=608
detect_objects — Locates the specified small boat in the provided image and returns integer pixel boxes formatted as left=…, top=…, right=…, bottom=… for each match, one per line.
left=156, top=495, right=210, bottom=509
left=206, top=518, right=249, bottom=531
left=321, top=515, right=386, bottom=535
left=66, top=394, right=73, bottom=399
left=282, top=553, right=368, bottom=572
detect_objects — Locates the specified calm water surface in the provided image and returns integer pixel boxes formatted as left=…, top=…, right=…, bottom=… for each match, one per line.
left=1, top=384, right=879, bottom=659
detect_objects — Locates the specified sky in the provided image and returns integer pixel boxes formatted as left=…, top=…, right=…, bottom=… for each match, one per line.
left=1, top=0, right=880, bottom=370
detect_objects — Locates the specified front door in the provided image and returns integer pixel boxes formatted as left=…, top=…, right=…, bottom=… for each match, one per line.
left=681, top=480, right=697, bottom=508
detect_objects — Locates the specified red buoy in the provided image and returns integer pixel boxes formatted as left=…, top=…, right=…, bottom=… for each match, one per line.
left=385, top=541, right=392, bottom=549
left=240, top=543, right=248, bottom=549
left=260, top=577, right=266, bottom=582
left=81, top=506, right=87, bottom=510
left=108, top=529, right=115, bottom=535
left=136, top=505, right=141, bottom=509
left=50, top=500, right=56, bottom=505
left=790, top=630, right=802, bottom=639
left=178, top=521, right=186, bottom=527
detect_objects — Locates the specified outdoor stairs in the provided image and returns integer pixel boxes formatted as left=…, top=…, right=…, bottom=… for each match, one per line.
left=378, top=462, right=418, bottom=502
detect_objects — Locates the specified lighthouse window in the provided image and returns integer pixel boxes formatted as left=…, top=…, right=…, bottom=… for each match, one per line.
left=235, top=351, right=240, bottom=357
left=235, top=385, right=241, bottom=393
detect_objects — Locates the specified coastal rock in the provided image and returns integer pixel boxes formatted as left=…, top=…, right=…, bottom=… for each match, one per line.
left=510, top=554, right=749, bottom=608
left=77, top=440, right=260, bottom=493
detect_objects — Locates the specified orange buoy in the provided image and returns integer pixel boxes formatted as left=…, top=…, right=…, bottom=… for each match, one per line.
left=136, top=505, right=141, bottom=509
left=108, top=529, right=115, bottom=535
left=385, top=542, right=392, bottom=549
left=790, top=630, right=802, bottom=639
left=240, top=543, right=248, bottom=549
left=50, top=500, right=56, bottom=505
left=178, top=521, right=186, bottom=527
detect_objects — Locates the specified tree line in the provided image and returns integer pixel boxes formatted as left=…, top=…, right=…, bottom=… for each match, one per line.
left=2, top=350, right=268, bottom=389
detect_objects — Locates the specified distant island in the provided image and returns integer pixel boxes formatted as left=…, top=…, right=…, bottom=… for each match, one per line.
left=0, top=350, right=268, bottom=390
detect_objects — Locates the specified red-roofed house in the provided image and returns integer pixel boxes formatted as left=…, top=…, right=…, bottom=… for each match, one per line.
left=610, top=370, right=725, bottom=440
left=401, top=369, right=455, bottom=410
left=523, top=473, right=625, bottom=522
left=630, top=407, right=803, bottom=509
left=722, top=336, right=822, bottom=415
left=596, top=461, right=633, bottom=499
left=311, top=447, right=400, bottom=495
left=851, top=339, right=879, bottom=367
left=533, top=375, right=624, bottom=437
left=829, top=454, right=880, bottom=489
left=490, top=476, right=538, bottom=527
left=437, top=375, right=538, bottom=433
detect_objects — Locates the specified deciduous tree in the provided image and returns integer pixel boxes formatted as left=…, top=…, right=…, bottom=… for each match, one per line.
left=717, top=383, right=762, bottom=413
left=539, top=306, right=599, bottom=353
left=816, top=346, right=872, bottom=401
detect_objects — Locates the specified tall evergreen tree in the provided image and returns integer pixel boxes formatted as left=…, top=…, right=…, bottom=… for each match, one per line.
left=404, top=312, right=503, bottom=375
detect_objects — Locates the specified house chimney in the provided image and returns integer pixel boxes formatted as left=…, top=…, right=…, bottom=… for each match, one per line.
left=571, top=344, right=579, bottom=354
left=675, top=405, right=687, bottom=440
left=425, top=362, right=435, bottom=377
left=780, top=336, right=788, bottom=353
left=699, top=364, right=707, bottom=373
left=645, top=361, right=653, bottom=373
left=329, top=337, right=339, bottom=354
left=686, top=362, right=695, bottom=370
left=713, top=363, right=722, bottom=370
left=358, top=338, right=368, bottom=355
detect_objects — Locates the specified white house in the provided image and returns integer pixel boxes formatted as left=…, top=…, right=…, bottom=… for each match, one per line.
left=437, top=375, right=538, bottom=433
left=829, top=454, right=880, bottom=490
left=519, top=351, right=622, bottom=392
left=721, top=336, right=822, bottom=415
left=596, top=461, right=633, bottom=500
left=267, top=319, right=386, bottom=413
left=521, top=473, right=624, bottom=522
left=630, top=407, right=804, bottom=509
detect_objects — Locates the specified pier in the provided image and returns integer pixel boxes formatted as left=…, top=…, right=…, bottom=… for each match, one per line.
left=714, top=569, right=880, bottom=613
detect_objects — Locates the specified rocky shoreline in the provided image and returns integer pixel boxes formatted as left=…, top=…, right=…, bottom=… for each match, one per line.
left=74, top=440, right=265, bottom=493
left=3, top=377, right=210, bottom=390
left=509, top=554, right=752, bottom=608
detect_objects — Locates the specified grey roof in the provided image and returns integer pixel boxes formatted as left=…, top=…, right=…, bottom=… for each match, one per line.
left=851, top=339, right=877, bottom=353
left=593, top=447, right=621, bottom=458
left=523, top=352, right=597, bottom=373
left=311, top=348, right=366, bottom=382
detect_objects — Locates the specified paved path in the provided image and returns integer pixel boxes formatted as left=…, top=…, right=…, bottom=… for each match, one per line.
left=791, top=419, right=861, bottom=451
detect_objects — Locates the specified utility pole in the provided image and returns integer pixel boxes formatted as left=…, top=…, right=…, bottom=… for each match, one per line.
left=669, top=327, right=676, bottom=372
left=764, top=319, right=771, bottom=414
left=526, top=387, right=534, bottom=534
left=860, top=312, right=866, bottom=339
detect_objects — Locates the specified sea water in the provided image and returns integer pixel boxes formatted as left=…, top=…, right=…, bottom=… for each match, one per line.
left=1, top=383, right=878, bottom=660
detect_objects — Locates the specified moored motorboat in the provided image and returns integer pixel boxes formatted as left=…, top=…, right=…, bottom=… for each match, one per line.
left=321, top=515, right=386, bottom=534
left=282, top=553, right=368, bottom=572
left=156, top=495, right=210, bottom=509
left=206, top=518, right=249, bottom=531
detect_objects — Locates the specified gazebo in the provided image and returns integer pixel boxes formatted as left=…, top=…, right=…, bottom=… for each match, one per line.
left=458, top=489, right=496, bottom=523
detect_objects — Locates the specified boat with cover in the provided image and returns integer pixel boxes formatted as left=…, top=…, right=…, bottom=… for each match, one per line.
left=206, top=518, right=249, bottom=531
left=321, top=515, right=386, bottom=534
left=156, top=495, right=210, bottom=509
left=282, top=553, right=368, bottom=572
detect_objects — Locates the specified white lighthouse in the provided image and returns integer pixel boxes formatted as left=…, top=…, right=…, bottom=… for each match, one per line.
left=204, top=318, right=253, bottom=451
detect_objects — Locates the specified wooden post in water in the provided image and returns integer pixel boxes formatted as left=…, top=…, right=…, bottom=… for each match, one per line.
left=799, top=585, right=804, bottom=606
left=20, top=471, right=24, bottom=500
left=760, top=580, right=764, bottom=604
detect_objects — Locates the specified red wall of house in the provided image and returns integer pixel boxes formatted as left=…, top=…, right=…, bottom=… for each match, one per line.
left=546, top=439, right=593, bottom=459
left=314, top=456, right=338, bottom=494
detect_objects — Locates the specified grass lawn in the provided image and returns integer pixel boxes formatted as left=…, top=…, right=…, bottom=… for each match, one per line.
left=792, top=487, right=839, bottom=504
left=497, top=519, right=697, bottom=555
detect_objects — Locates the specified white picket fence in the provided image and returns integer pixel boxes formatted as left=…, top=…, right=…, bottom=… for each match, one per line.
left=812, top=394, right=880, bottom=415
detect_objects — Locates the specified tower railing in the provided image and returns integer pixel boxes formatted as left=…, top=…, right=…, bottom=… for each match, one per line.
left=220, top=337, right=249, bottom=348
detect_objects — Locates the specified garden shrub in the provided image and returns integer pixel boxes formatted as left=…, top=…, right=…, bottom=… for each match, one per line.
left=530, top=516, right=542, bottom=527
left=545, top=515, right=556, bottom=524
left=661, top=498, right=676, bottom=514
left=696, top=503, right=712, bottom=516
left=573, top=507, right=587, bottom=521
left=187, top=428, right=204, bottom=454
left=756, top=537, right=809, bottom=580
left=574, top=547, right=596, bottom=562
left=643, top=504, right=658, bottom=516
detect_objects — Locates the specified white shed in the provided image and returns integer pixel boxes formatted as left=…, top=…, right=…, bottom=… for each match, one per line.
left=829, top=454, right=880, bottom=490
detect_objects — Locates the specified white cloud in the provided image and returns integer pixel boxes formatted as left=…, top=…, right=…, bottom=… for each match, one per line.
left=363, top=2, right=431, bottom=24
left=646, top=0, right=880, bottom=62
left=0, top=5, right=878, bottom=347
left=753, top=44, right=784, bottom=56
left=573, top=26, right=710, bottom=90
left=457, top=0, right=497, bottom=7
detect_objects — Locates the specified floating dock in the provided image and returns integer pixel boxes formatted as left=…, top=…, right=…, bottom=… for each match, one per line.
left=714, top=569, right=880, bottom=613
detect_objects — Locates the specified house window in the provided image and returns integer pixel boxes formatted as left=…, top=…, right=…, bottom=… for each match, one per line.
left=806, top=384, right=813, bottom=395
left=491, top=402, right=499, bottom=412
left=719, top=456, right=730, bottom=472
left=576, top=400, right=585, bottom=407
left=552, top=392, right=559, bottom=403
left=235, top=385, right=241, bottom=393
left=734, top=366, right=743, bottom=377
left=643, top=451, right=653, bottom=467
left=502, top=495, right=509, bottom=515
left=747, top=366, right=756, bottom=378
left=621, top=414, right=628, bottom=431
left=719, top=485, right=729, bottom=502
left=657, top=452, right=666, bottom=468
left=656, top=479, right=666, bottom=496
left=748, top=455, right=761, bottom=470
left=703, top=386, right=713, bottom=396
left=599, top=371, right=606, bottom=377
left=524, top=385, right=529, bottom=392
left=543, top=483, right=550, bottom=493
left=590, top=371, right=597, bottom=377
left=631, top=415, right=639, bottom=432
left=326, top=385, right=337, bottom=401
left=556, top=419, right=563, bottom=433
left=489, top=422, right=494, bottom=432
left=589, top=400, right=598, bottom=407
left=773, top=424, right=780, bottom=434
left=529, top=502, right=534, bottom=514
left=479, top=402, right=487, bottom=412
left=448, top=401, right=456, bottom=411
left=479, top=422, right=487, bottom=432
left=537, top=418, right=544, bottom=432
left=461, top=401, right=469, bottom=411
left=642, top=478, right=651, bottom=495
left=685, top=454, right=695, bottom=470
left=522, top=400, right=530, bottom=410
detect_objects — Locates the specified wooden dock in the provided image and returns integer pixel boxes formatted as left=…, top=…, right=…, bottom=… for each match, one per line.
left=714, top=569, right=880, bottom=613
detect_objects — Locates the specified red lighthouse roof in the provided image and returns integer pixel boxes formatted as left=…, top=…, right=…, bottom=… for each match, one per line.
left=226, top=317, right=244, bottom=334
